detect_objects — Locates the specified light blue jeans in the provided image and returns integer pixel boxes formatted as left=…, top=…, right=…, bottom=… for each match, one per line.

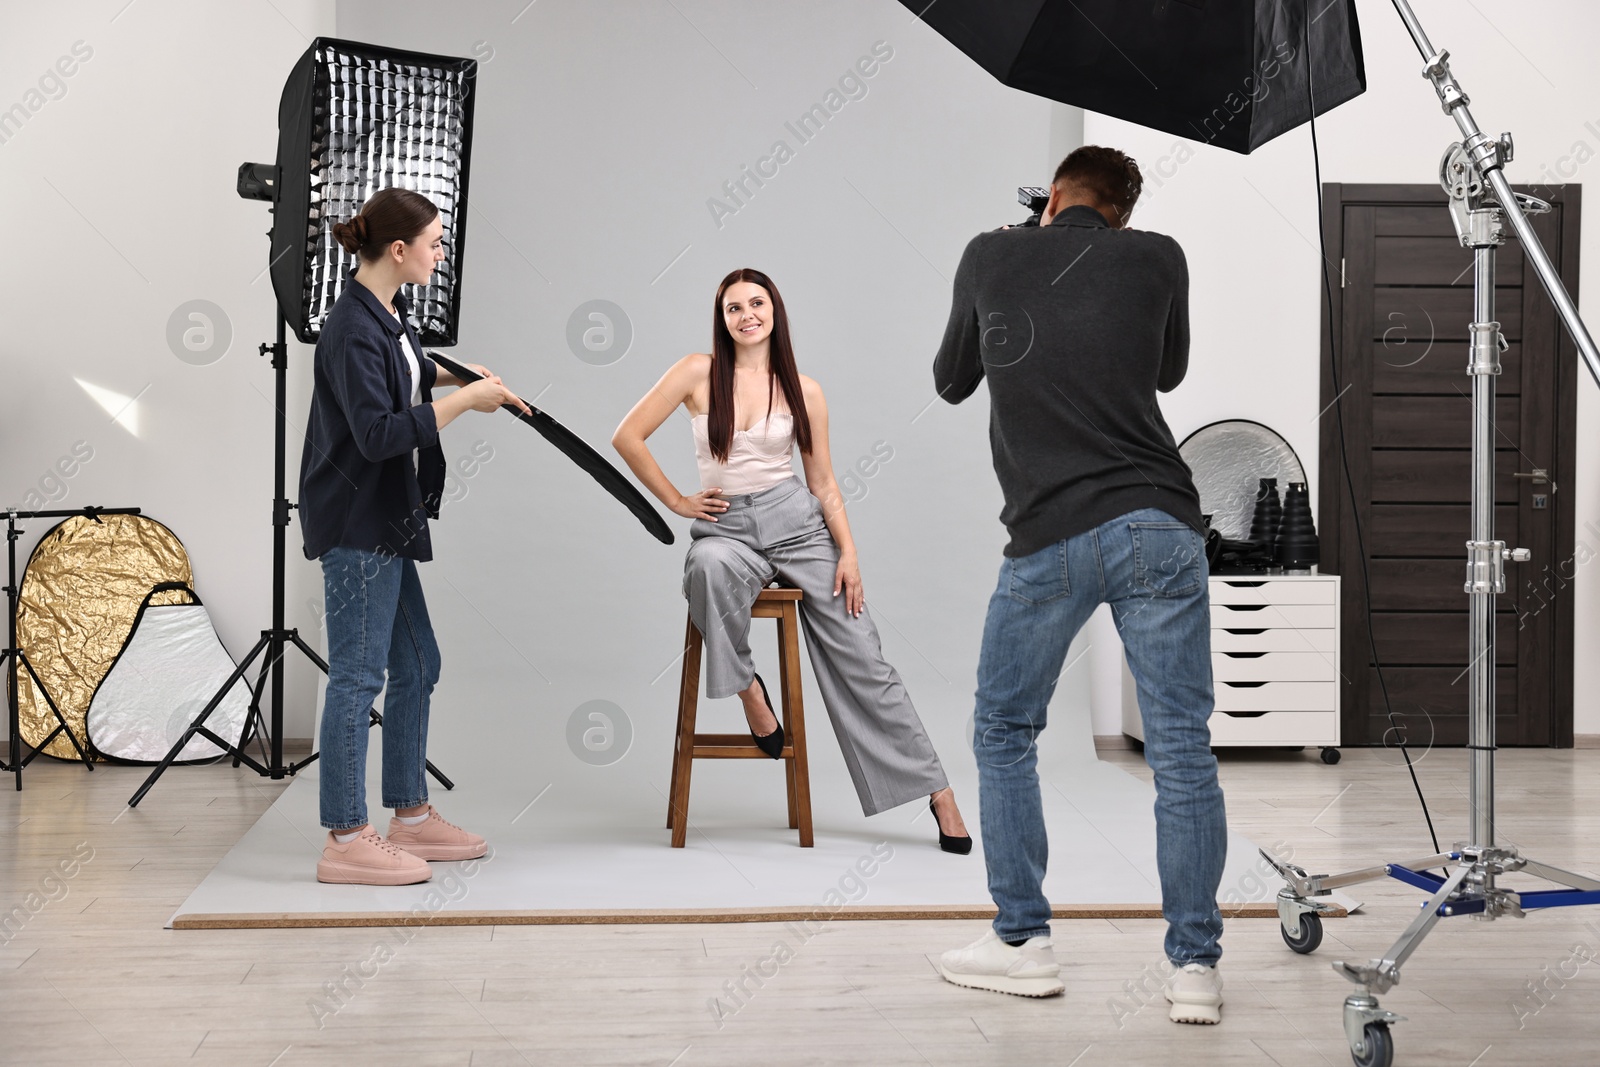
left=973, top=508, right=1227, bottom=966
left=318, top=546, right=439, bottom=831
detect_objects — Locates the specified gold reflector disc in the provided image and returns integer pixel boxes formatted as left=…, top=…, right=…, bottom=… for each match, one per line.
left=17, top=514, right=192, bottom=760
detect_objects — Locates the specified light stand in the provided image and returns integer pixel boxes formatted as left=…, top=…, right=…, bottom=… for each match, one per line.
left=0, top=507, right=133, bottom=789
left=1262, top=4, right=1600, bottom=1065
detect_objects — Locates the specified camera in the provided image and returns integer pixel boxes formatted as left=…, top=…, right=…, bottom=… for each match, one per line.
left=1015, top=186, right=1051, bottom=227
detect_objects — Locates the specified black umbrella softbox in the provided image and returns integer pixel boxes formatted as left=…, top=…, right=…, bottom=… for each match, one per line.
left=902, top=0, right=1365, bottom=154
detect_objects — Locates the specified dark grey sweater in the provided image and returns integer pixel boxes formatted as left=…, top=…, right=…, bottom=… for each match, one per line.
left=934, top=205, right=1203, bottom=558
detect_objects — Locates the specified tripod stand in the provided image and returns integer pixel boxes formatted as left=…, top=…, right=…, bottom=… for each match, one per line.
left=0, top=507, right=134, bottom=789
left=128, top=316, right=454, bottom=807
left=1263, top=4, right=1600, bottom=1065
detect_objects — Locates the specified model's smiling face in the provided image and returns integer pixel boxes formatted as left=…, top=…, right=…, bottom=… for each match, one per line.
left=722, top=282, right=772, bottom=347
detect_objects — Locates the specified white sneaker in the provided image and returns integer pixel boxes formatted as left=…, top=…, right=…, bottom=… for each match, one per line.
left=1165, top=962, right=1223, bottom=1024
left=938, top=930, right=1065, bottom=997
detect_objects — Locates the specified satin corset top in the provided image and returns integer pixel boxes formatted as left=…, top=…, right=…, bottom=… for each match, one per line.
left=691, top=409, right=796, bottom=495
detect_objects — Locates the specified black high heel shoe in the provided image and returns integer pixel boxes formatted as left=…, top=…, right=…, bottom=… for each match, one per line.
left=747, top=672, right=784, bottom=759
left=931, top=796, right=972, bottom=855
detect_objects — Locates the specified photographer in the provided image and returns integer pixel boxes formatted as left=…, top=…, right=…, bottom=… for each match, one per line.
left=930, top=146, right=1228, bottom=1023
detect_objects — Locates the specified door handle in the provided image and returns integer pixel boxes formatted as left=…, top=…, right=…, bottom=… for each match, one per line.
left=1514, top=469, right=1556, bottom=492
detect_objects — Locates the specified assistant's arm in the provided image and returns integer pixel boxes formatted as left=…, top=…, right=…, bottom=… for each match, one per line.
left=327, top=333, right=439, bottom=462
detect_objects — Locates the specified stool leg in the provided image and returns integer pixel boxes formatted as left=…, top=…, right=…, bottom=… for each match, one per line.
left=669, top=616, right=703, bottom=847
left=782, top=601, right=813, bottom=847
left=777, top=610, right=798, bottom=832
left=667, top=613, right=692, bottom=830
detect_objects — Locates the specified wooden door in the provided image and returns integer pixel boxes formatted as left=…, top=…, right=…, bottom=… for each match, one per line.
left=1318, top=184, right=1580, bottom=747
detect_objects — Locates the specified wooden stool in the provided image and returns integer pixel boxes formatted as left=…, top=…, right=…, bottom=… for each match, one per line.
left=667, top=585, right=813, bottom=847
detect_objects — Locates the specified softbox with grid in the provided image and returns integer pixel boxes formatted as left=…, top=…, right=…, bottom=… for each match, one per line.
left=268, top=37, right=477, bottom=345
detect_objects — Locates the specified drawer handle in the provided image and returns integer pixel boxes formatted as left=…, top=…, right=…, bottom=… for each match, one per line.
left=1220, top=652, right=1267, bottom=659
left=1221, top=604, right=1267, bottom=612
left=1219, top=681, right=1268, bottom=688
left=1219, top=711, right=1269, bottom=718
left=1221, top=581, right=1268, bottom=588
left=1223, top=628, right=1267, bottom=635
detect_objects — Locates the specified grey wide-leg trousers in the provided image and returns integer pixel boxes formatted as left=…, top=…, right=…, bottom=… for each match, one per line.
left=681, top=475, right=948, bottom=817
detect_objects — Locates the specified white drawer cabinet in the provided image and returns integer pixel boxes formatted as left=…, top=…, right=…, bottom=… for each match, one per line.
left=1122, top=574, right=1342, bottom=763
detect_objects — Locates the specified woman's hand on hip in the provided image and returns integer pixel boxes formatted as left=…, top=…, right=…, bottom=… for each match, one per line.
left=834, top=553, right=864, bottom=617
left=674, top=488, right=729, bottom=521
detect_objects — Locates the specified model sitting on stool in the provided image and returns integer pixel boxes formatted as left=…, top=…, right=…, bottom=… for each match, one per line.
left=612, top=267, right=970, bottom=853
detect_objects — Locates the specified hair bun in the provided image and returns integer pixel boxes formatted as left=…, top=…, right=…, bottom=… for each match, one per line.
left=333, top=214, right=368, bottom=255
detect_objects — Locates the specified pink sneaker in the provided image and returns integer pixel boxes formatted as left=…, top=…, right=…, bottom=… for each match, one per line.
left=386, top=806, right=488, bottom=862
left=317, top=827, right=431, bottom=885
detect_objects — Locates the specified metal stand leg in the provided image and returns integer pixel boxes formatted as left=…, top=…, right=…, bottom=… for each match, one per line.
left=14, top=651, right=95, bottom=772
left=0, top=508, right=128, bottom=789
left=1, top=649, right=96, bottom=789
left=1335, top=861, right=1474, bottom=996
left=130, top=632, right=276, bottom=807
left=231, top=642, right=278, bottom=769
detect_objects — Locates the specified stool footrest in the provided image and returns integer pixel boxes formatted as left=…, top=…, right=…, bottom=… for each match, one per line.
left=692, top=733, right=796, bottom=758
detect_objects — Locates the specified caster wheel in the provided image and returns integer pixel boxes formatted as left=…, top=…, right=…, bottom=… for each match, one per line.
left=1280, top=911, right=1323, bottom=954
left=1321, top=747, right=1342, bottom=765
left=1351, top=1022, right=1393, bottom=1067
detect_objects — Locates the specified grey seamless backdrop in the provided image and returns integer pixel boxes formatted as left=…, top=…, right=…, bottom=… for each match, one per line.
left=327, top=0, right=1095, bottom=818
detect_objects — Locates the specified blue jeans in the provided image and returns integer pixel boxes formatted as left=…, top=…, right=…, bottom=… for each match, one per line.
left=318, top=547, right=439, bottom=831
left=973, top=508, right=1227, bottom=966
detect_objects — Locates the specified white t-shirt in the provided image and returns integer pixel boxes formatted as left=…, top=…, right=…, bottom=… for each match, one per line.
left=390, top=308, right=422, bottom=407
left=390, top=308, right=422, bottom=470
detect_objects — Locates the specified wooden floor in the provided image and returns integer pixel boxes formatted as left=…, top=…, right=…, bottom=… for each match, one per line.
left=3, top=746, right=1599, bottom=1066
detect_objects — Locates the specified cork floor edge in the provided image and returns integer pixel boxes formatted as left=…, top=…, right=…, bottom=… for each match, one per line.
left=170, top=901, right=1344, bottom=929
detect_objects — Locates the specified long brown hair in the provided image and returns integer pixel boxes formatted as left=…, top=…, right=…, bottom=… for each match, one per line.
left=707, top=268, right=812, bottom=462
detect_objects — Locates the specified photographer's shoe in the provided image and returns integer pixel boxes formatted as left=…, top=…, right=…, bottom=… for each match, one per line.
left=938, top=930, right=1064, bottom=997
left=1165, top=962, right=1223, bottom=1024
left=316, top=827, right=431, bottom=885
left=386, top=805, right=488, bottom=862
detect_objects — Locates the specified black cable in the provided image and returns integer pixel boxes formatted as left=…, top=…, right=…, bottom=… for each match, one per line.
left=1303, top=1, right=1442, bottom=858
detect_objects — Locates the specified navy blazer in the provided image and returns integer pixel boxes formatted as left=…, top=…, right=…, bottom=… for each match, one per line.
left=298, top=274, right=448, bottom=562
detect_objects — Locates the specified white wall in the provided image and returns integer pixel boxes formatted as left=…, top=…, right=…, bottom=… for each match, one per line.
left=0, top=1, right=335, bottom=738
left=1083, top=0, right=1600, bottom=736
